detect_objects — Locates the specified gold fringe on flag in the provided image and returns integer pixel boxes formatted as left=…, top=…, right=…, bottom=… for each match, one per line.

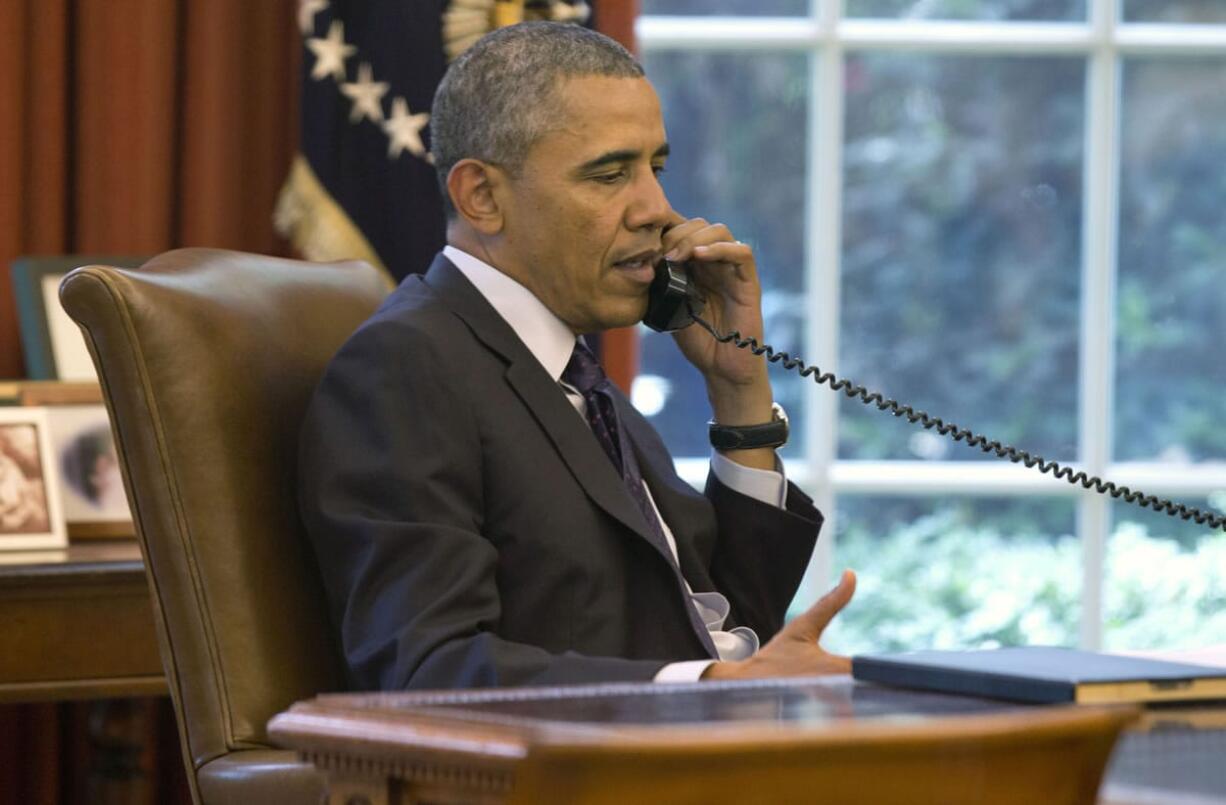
left=273, top=154, right=395, bottom=287
left=493, top=0, right=526, bottom=28
left=443, top=0, right=589, bottom=61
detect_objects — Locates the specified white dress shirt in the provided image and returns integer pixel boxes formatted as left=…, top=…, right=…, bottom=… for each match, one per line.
left=443, top=245, right=787, bottom=682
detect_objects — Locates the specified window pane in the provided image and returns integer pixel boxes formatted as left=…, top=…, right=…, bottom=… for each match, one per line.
left=1115, top=60, right=1226, bottom=463
left=636, top=51, right=809, bottom=459
left=845, top=0, right=1084, bottom=21
left=822, top=496, right=1079, bottom=654
left=1124, top=1, right=1226, bottom=23
left=839, top=55, right=1085, bottom=462
left=1104, top=498, right=1226, bottom=650
left=641, top=0, right=809, bottom=16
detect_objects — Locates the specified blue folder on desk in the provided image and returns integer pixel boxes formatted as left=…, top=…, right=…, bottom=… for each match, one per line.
left=852, top=646, right=1226, bottom=705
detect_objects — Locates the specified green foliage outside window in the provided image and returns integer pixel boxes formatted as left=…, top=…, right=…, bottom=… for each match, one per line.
left=821, top=507, right=1226, bottom=654
left=637, top=8, right=1226, bottom=654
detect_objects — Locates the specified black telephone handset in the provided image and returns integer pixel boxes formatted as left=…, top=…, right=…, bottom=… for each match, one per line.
left=644, top=260, right=703, bottom=333
left=642, top=260, right=1225, bottom=531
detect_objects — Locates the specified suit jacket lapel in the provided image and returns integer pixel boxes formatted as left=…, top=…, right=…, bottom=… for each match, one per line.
left=424, top=256, right=720, bottom=658
left=620, top=404, right=718, bottom=592
left=422, top=256, right=664, bottom=553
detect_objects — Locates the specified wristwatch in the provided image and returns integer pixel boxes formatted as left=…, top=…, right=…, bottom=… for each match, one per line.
left=709, top=402, right=789, bottom=451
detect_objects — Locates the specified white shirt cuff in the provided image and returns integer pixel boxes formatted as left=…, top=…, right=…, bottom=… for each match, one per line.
left=654, top=660, right=717, bottom=683
left=710, top=451, right=787, bottom=508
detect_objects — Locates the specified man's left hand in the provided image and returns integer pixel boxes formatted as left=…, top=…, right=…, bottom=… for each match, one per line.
left=661, top=214, right=775, bottom=453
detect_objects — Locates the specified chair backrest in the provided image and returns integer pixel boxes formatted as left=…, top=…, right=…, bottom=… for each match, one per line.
left=509, top=705, right=1136, bottom=805
left=59, top=249, right=389, bottom=779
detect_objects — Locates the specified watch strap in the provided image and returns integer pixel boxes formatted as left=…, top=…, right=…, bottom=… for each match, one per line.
left=709, top=403, right=789, bottom=451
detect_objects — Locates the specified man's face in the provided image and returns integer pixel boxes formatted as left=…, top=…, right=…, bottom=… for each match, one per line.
left=493, top=75, right=672, bottom=333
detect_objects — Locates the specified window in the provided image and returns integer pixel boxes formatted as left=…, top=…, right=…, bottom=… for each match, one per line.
left=634, top=0, right=1226, bottom=652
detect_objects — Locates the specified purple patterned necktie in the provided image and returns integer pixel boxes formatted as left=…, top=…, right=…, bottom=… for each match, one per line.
left=563, top=341, right=721, bottom=658
left=562, top=341, right=668, bottom=547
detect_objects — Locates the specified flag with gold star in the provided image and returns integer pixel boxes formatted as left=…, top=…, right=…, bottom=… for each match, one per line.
left=278, top=0, right=591, bottom=282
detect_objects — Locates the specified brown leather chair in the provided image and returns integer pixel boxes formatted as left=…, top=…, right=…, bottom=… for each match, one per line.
left=60, top=248, right=390, bottom=805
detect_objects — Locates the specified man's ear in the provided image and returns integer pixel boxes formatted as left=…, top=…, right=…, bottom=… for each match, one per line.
left=447, top=159, right=504, bottom=235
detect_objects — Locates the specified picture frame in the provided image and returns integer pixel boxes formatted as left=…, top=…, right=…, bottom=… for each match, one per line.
left=43, top=404, right=133, bottom=535
left=10, top=255, right=145, bottom=380
left=0, top=406, right=67, bottom=550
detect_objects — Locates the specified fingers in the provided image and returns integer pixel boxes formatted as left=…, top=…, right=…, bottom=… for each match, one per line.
left=661, top=217, right=710, bottom=258
left=786, top=569, right=857, bottom=643
left=662, top=217, right=740, bottom=264
left=692, top=242, right=755, bottom=281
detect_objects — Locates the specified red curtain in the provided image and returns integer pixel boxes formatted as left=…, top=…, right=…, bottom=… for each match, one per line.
left=594, top=0, right=641, bottom=391
left=0, top=3, right=298, bottom=801
left=0, top=0, right=299, bottom=380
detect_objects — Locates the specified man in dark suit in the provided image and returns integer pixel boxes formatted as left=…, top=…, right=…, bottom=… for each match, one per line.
left=298, top=22, right=856, bottom=691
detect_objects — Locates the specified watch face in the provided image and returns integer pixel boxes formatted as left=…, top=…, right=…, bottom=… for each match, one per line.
left=772, top=402, right=789, bottom=427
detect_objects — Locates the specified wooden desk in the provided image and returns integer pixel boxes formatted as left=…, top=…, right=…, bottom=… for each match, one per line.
left=0, top=543, right=182, bottom=803
left=0, top=541, right=165, bottom=702
left=269, top=677, right=1226, bottom=805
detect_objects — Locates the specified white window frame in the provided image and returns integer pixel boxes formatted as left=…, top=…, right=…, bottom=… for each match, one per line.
left=639, top=0, right=1226, bottom=649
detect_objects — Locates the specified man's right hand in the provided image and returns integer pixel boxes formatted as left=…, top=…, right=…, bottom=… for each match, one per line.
left=702, top=570, right=857, bottom=681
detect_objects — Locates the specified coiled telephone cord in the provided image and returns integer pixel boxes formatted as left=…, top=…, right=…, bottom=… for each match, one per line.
left=690, top=309, right=1226, bottom=532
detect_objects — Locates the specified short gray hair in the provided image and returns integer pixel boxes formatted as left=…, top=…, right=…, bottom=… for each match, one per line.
left=431, top=21, right=644, bottom=217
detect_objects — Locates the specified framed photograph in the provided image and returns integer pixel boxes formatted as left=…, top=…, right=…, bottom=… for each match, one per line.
left=0, top=407, right=67, bottom=550
left=43, top=405, right=132, bottom=532
left=10, top=255, right=145, bottom=380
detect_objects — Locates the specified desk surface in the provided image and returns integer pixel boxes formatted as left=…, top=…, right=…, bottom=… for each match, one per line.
left=273, top=676, right=1226, bottom=804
